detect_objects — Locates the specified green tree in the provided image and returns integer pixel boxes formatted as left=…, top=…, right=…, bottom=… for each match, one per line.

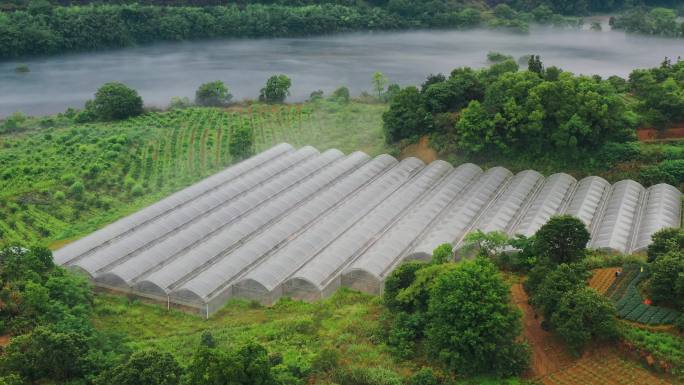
left=649, top=251, right=684, bottom=307
left=530, top=263, right=591, bottom=319
left=534, top=215, right=589, bottom=265
left=91, top=82, right=144, bottom=121
left=228, top=123, right=254, bottom=161
left=259, top=75, right=291, bottom=103
left=462, top=230, right=509, bottom=258
left=648, top=227, right=684, bottom=262
left=528, top=55, right=544, bottom=75
left=430, top=243, right=452, bottom=264
left=382, top=86, right=431, bottom=143
left=383, top=260, right=426, bottom=313
left=372, top=71, right=389, bottom=100
left=331, top=86, right=350, bottom=102
left=103, top=350, right=183, bottom=385
left=195, top=80, right=232, bottom=106
left=1, top=326, right=90, bottom=382
left=550, top=287, right=618, bottom=354
left=426, top=258, right=529, bottom=377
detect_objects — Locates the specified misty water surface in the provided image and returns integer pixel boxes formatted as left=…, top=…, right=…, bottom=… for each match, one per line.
left=1, top=26, right=683, bottom=117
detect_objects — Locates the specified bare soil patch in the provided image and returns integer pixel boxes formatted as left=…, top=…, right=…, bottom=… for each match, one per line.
left=589, top=268, right=620, bottom=295
left=400, top=136, right=437, bottom=164
left=0, top=335, right=10, bottom=347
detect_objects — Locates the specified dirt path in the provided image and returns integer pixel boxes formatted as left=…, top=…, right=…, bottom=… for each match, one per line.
left=400, top=136, right=437, bottom=164
left=511, top=284, right=575, bottom=378
left=0, top=335, right=10, bottom=347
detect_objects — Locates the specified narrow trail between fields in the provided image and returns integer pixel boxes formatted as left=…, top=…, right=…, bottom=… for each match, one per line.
left=400, top=136, right=437, bottom=164
left=511, top=284, right=574, bottom=378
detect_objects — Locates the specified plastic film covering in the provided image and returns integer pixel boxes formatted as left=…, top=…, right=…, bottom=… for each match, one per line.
left=512, top=173, right=576, bottom=237
left=168, top=154, right=399, bottom=309
left=53, top=143, right=293, bottom=265
left=131, top=151, right=370, bottom=297
left=471, top=170, right=544, bottom=236
left=95, top=149, right=348, bottom=289
left=71, top=147, right=318, bottom=276
left=632, top=184, right=682, bottom=253
left=282, top=160, right=453, bottom=301
left=591, top=180, right=645, bottom=253
left=409, top=167, right=512, bottom=257
left=341, top=163, right=482, bottom=294
left=563, top=176, right=611, bottom=230
left=231, top=157, right=426, bottom=305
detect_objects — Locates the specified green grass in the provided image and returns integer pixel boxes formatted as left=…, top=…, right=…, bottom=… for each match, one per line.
left=0, top=100, right=389, bottom=246
left=91, top=288, right=524, bottom=384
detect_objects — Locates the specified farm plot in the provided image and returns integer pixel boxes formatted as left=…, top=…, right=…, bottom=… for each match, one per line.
left=589, top=267, right=620, bottom=295
left=607, top=265, right=680, bottom=325
left=0, top=102, right=388, bottom=245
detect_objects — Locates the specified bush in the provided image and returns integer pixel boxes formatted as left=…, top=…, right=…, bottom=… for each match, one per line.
left=383, top=261, right=426, bottom=313
left=168, top=97, right=192, bottom=110
left=311, top=348, right=340, bottom=373
left=331, top=87, right=350, bottom=103
left=1, top=112, right=28, bottom=133
left=99, top=350, right=182, bottom=385
left=195, top=81, right=232, bottom=107
left=382, top=86, right=432, bottom=143
left=259, top=75, right=292, bottom=103
left=91, top=82, right=144, bottom=121
left=407, top=368, right=439, bottom=385
left=430, top=243, right=452, bottom=264
left=530, top=263, right=591, bottom=319
left=648, top=228, right=684, bottom=262
left=332, top=367, right=402, bottom=385
left=228, top=124, right=254, bottom=161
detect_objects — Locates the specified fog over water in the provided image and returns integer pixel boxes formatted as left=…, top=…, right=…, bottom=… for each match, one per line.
left=1, top=26, right=683, bottom=117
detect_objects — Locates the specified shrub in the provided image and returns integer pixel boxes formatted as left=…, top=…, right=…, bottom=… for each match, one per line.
left=195, top=81, right=232, bottom=107
left=100, top=349, right=182, bottom=385
left=332, top=367, right=402, bottom=385
left=530, top=263, right=590, bottom=319
left=91, top=82, right=143, bottom=121
left=1, top=112, right=28, bottom=133
left=168, top=97, right=192, bottom=110
left=259, top=75, right=292, bottom=103
left=383, top=261, right=425, bottom=313
left=131, top=183, right=144, bottom=196
left=430, top=243, right=452, bottom=264
left=68, top=180, right=85, bottom=197
left=228, top=124, right=254, bottom=161
left=648, top=228, right=684, bottom=262
left=407, top=368, right=439, bottom=385
left=331, top=87, right=350, bottom=103
left=311, top=348, right=340, bottom=373
left=382, top=86, right=432, bottom=143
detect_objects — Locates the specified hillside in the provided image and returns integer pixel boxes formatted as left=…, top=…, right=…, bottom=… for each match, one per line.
left=0, top=101, right=387, bottom=246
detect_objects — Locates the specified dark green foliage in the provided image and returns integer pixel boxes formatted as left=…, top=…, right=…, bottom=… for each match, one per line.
left=530, top=263, right=591, bottom=320
left=184, top=342, right=277, bottom=385
left=101, top=350, right=182, bottom=385
left=1, top=326, right=90, bottom=382
left=407, top=368, right=439, bottom=385
left=430, top=243, right=452, bottom=264
left=629, top=59, right=684, bottom=129
left=91, top=82, right=144, bottom=121
left=382, top=260, right=425, bottom=313
left=259, top=75, right=292, bottom=103
left=648, top=227, right=684, bottom=262
left=200, top=330, right=215, bottom=348
left=550, top=287, right=618, bottom=354
left=331, top=86, right=350, bottom=102
left=310, top=348, right=340, bottom=374
left=229, top=123, right=254, bottom=161
left=426, top=258, right=529, bottom=377
left=195, top=81, right=232, bottom=107
left=331, top=366, right=403, bottom=385
left=612, top=7, right=683, bottom=37
left=650, top=251, right=684, bottom=308
left=382, top=86, right=431, bottom=143
left=534, top=215, right=590, bottom=265
left=527, top=54, right=544, bottom=75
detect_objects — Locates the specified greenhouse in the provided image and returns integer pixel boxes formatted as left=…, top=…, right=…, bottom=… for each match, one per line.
left=54, top=143, right=683, bottom=317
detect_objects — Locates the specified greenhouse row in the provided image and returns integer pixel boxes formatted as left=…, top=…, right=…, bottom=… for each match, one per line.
left=54, top=143, right=682, bottom=317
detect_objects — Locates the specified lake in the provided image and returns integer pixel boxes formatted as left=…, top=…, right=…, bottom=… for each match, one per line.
left=1, top=26, right=683, bottom=117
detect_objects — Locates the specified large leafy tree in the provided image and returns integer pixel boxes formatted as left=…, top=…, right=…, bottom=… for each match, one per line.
left=382, top=86, right=432, bottom=143
left=91, top=82, right=144, bottom=121
left=534, top=215, right=590, bottom=265
left=647, top=227, right=684, bottom=263
left=649, top=251, right=684, bottom=307
left=551, top=287, right=618, bottom=354
left=426, top=258, right=529, bottom=377
left=530, top=263, right=591, bottom=319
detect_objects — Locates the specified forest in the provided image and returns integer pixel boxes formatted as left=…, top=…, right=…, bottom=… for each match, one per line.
left=4, top=0, right=684, bottom=58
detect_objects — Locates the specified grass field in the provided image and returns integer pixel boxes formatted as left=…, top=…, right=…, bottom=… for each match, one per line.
left=0, top=101, right=388, bottom=246
left=91, top=289, right=526, bottom=384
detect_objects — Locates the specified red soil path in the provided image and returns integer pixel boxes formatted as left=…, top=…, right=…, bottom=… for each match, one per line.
left=637, top=125, right=684, bottom=141
left=400, top=136, right=437, bottom=164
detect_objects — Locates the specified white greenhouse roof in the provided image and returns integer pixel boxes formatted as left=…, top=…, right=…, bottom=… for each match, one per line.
left=54, top=143, right=682, bottom=316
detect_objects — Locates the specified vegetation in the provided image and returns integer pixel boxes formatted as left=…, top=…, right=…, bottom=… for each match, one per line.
left=612, top=7, right=684, bottom=37
left=259, top=75, right=292, bottom=104
left=0, top=100, right=387, bottom=246
left=88, top=82, right=144, bottom=122
left=0, top=1, right=587, bottom=59
left=382, top=245, right=529, bottom=378
left=195, top=81, right=232, bottom=107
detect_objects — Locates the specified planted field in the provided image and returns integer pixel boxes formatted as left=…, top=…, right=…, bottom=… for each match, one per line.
left=541, top=347, right=673, bottom=385
left=607, top=265, right=680, bottom=325
left=589, top=268, right=620, bottom=295
left=0, top=102, right=388, bottom=245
